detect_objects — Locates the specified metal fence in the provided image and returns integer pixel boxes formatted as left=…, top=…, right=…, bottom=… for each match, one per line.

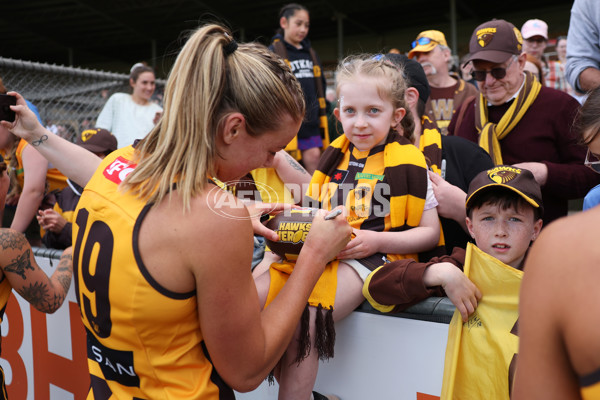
left=0, top=57, right=166, bottom=142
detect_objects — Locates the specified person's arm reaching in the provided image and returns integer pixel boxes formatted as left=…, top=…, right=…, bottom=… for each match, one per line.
left=3, top=92, right=101, bottom=187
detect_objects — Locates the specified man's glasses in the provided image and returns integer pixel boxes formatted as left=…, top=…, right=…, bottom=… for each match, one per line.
left=525, top=37, right=547, bottom=44
left=411, top=37, right=438, bottom=49
left=585, top=149, right=600, bottom=174
left=471, top=56, right=516, bottom=82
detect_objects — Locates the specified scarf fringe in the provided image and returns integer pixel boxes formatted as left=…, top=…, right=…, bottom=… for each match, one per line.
left=267, top=371, right=275, bottom=386
left=294, top=304, right=312, bottom=364
left=293, top=303, right=336, bottom=365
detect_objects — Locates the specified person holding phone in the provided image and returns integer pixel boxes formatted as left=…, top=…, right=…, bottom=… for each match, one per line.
left=0, top=80, right=66, bottom=246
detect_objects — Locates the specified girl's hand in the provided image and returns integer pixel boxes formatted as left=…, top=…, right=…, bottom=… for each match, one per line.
left=37, top=209, right=67, bottom=233
left=1, top=92, right=45, bottom=143
left=336, top=228, right=379, bottom=260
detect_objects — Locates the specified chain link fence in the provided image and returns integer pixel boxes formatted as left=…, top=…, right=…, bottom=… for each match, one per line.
left=0, top=57, right=166, bottom=142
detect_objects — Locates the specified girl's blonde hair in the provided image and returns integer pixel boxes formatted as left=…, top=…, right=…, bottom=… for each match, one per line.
left=121, top=24, right=305, bottom=209
left=335, top=54, right=415, bottom=138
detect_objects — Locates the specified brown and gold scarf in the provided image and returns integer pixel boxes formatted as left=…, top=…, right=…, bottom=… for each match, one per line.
left=476, top=71, right=541, bottom=165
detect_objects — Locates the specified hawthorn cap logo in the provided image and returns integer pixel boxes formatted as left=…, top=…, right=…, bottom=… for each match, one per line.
left=462, top=19, right=522, bottom=66
left=81, top=129, right=97, bottom=141
left=76, top=128, right=118, bottom=154
left=466, top=165, right=543, bottom=215
left=488, top=168, right=517, bottom=184
left=477, top=28, right=497, bottom=48
left=513, top=27, right=523, bottom=49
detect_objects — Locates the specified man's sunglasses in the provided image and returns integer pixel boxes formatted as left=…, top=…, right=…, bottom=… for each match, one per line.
left=411, top=37, right=438, bottom=49
left=470, top=56, right=516, bottom=82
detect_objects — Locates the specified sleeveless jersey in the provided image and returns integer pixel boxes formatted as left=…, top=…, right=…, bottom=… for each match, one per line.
left=581, top=368, right=600, bottom=399
left=73, top=146, right=233, bottom=399
left=3, top=139, right=67, bottom=193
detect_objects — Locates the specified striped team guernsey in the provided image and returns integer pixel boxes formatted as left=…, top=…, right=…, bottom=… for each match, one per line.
left=266, top=131, right=429, bottom=362
left=419, top=115, right=443, bottom=175
left=417, top=115, right=446, bottom=259
left=307, top=131, right=428, bottom=250
left=2, top=139, right=67, bottom=193
left=73, top=146, right=233, bottom=400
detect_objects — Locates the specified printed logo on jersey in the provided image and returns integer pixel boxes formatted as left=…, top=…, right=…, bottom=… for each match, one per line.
left=331, top=169, right=348, bottom=184
left=87, top=330, right=140, bottom=387
left=103, top=156, right=137, bottom=184
left=289, top=59, right=315, bottom=79
left=488, top=166, right=521, bottom=184
left=476, top=27, right=496, bottom=48
left=354, top=185, right=371, bottom=200
left=355, top=172, right=384, bottom=181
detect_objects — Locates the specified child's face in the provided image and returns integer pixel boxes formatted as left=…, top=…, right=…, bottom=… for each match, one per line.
left=334, top=76, right=405, bottom=152
left=281, top=10, right=310, bottom=47
left=466, top=202, right=542, bottom=269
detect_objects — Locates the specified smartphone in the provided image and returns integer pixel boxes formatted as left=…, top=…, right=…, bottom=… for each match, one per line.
left=0, top=94, right=16, bottom=122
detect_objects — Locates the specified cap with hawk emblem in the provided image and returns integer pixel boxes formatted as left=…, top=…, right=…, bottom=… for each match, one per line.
left=462, top=19, right=523, bottom=67
left=466, top=165, right=543, bottom=215
left=76, top=128, right=118, bottom=154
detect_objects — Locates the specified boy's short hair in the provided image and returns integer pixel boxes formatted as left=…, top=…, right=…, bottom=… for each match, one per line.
left=466, top=165, right=543, bottom=220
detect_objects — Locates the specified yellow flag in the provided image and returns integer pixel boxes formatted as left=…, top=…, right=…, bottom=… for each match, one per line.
left=441, top=243, right=522, bottom=400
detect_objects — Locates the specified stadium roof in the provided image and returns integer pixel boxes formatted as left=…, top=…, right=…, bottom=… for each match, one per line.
left=0, top=0, right=572, bottom=76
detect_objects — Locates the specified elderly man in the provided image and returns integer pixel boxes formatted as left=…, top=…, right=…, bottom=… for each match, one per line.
left=409, top=30, right=478, bottom=135
left=448, top=19, right=600, bottom=227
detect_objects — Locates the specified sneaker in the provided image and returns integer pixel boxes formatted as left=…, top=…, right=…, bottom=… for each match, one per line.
left=312, top=391, right=341, bottom=400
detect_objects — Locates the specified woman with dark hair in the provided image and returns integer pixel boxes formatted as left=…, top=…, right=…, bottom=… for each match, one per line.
left=269, top=3, right=329, bottom=174
left=96, top=62, right=162, bottom=146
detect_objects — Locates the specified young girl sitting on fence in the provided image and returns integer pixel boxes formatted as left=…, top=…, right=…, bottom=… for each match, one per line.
left=254, top=54, right=440, bottom=400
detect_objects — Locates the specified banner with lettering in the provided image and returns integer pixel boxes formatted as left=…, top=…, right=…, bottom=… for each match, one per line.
left=1, top=252, right=89, bottom=399
left=440, top=243, right=521, bottom=400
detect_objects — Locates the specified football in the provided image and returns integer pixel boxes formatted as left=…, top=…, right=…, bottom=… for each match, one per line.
left=265, top=208, right=317, bottom=261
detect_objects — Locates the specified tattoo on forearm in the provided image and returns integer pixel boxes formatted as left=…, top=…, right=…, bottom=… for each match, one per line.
left=19, top=281, right=49, bottom=307
left=56, top=253, right=73, bottom=293
left=5, top=249, right=34, bottom=280
left=18, top=282, right=65, bottom=314
left=285, top=153, right=309, bottom=174
left=0, top=230, right=27, bottom=250
left=31, top=134, right=48, bottom=147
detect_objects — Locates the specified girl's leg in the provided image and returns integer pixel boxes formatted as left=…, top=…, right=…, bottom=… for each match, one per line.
left=252, top=251, right=281, bottom=279
left=277, top=262, right=365, bottom=400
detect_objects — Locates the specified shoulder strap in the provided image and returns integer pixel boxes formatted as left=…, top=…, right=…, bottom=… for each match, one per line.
left=271, top=39, right=288, bottom=62
left=309, top=47, right=326, bottom=102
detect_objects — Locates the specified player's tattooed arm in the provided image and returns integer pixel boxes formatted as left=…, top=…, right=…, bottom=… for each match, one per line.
left=284, top=151, right=309, bottom=174
left=0, top=229, right=27, bottom=250
left=0, top=229, right=73, bottom=313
